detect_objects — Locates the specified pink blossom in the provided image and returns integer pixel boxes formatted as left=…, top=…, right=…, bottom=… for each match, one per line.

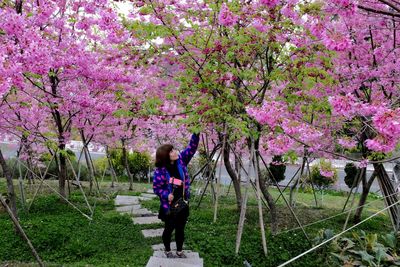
left=329, top=94, right=358, bottom=119
left=218, top=3, right=237, bottom=27
left=372, top=108, right=400, bottom=138
left=252, top=19, right=269, bottom=32
left=320, top=169, right=334, bottom=178
left=365, top=137, right=397, bottom=153
left=358, top=159, right=369, bottom=168
left=322, top=30, right=351, bottom=52
left=246, top=101, right=287, bottom=128
left=329, top=0, right=356, bottom=16
left=260, top=0, right=279, bottom=8
left=338, top=138, right=357, bottom=149
left=266, top=134, right=294, bottom=155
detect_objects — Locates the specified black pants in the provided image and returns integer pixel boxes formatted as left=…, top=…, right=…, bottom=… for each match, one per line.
left=162, top=208, right=188, bottom=252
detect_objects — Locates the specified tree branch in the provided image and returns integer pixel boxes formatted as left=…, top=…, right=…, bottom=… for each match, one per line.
left=358, top=5, right=400, bottom=18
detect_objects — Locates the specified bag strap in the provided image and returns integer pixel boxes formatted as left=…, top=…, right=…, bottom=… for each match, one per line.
left=167, top=163, right=185, bottom=200
left=177, top=160, right=185, bottom=200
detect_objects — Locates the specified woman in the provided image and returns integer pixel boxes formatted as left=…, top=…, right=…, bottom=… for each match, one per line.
left=153, top=133, right=200, bottom=258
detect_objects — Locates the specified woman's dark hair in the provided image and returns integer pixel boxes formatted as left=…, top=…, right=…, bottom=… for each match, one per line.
left=155, top=144, right=173, bottom=168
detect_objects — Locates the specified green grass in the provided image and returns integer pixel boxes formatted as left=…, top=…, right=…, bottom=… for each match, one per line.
left=0, top=179, right=154, bottom=266
left=0, top=194, right=153, bottom=266
left=140, top=187, right=392, bottom=267
left=0, top=178, right=393, bottom=266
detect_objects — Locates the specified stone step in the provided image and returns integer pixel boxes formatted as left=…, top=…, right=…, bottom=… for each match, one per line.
left=146, top=189, right=155, bottom=194
left=141, top=193, right=157, bottom=199
left=152, top=242, right=173, bottom=251
left=132, top=216, right=162, bottom=225
left=115, top=195, right=140, bottom=206
left=120, top=208, right=156, bottom=217
left=153, top=251, right=200, bottom=259
left=152, top=242, right=187, bottom=251
left=146, top=256, right=203, bottom=267
left=142, top=228, right=164, bottom=238
left=131, top=208, right=157, bottom=217
left=115, top=204, right=142, bottom=213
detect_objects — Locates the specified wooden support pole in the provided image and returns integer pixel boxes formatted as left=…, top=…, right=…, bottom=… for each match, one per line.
left=66, top=157, right=93, bottom=215
left=0, top=195, right=44, bottom=267
left=342, top=168, right=365, bottom=231
left=195, top=148, right=222, bottom=209
left=253, top=144, right=268, bottom=256
left=257, top=151, right=311, bottom=244
left=235, top=144, right=253, bottom=254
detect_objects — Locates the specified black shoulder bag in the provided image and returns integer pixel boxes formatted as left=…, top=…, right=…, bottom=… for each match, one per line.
left=168, top=176, right=188, bottom=217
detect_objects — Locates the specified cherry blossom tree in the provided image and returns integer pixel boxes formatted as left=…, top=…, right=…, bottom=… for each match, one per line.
left=127, top=0, right=335, bottom=233
left=248, top=0, right=400, bottom=225
left=0, top=0, right=139, bottom=199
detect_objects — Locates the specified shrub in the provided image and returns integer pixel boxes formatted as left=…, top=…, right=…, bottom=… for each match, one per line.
left=0, top=158, right=29, bottom=180
left=92, top=157, right=109, bottom=177
left=322, top=230, right=400, bottom=266
left=129, top=151, right=152, bottom=180
left=66, top=158, right=90, bottom=181
left=310, top=159, right=338, bottom=190
left=269, top=155, right=286, bottom=183
left=0, top=150, right=89, bottom=181
left=344, top=162, right=359, bottom=189
left=259, top=155, right=286, bottom=184
left=107, top=149, right=151, bottom=180
left=40, top=154, right=89, bottom=181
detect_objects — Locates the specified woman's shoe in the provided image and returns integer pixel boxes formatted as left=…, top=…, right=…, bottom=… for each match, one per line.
left=176, top=251, right=187, bottom=258
left=165, top=251, right=175, bottom=258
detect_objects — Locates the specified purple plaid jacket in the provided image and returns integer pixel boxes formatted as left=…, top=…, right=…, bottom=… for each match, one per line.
left=153, top=133, right=200, bottom=214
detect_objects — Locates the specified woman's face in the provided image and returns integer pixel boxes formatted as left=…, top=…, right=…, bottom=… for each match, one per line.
left=169, top=149, right=179, bottom=161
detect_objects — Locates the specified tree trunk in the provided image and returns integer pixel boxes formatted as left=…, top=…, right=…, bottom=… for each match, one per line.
left=393, top=160, right=400, bottom=182
left=254, top=134, right=278, bottom=234
left=50, top=72, right=67, bottom=199
left=80, top=130, right=95, bottom=193
left=15, top=0, right=23, bottom=14
left=106, top=146, right=117, bottom=188
left=0, top=149, right=18, bottom=219
left=235, top=153, right=241, bottom=183
left=58, top=146, right=67, bottom=199
left=121, top=139, right=133, bottom=190
left=27, top=156, right=34, bottom=185
left=223, top=144, right=242, bottom=210
left=353, top=171, right=376, bottom=223
left=22, top=140, right=34, bottom=185
left=255, top=151, right=278, bottom=234
left=87, top=147, right=100, bottom=193
left=83, top=146, right=94, bottom=193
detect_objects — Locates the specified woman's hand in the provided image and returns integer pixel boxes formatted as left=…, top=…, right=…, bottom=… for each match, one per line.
left=168, top=194, right=174, bottom=203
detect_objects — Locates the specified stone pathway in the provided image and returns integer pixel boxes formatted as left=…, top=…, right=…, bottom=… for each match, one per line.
left=114, top=190, right=204, bottom=267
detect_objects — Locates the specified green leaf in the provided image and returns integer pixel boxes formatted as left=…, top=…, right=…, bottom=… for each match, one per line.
left=349, top=250, right=374, bottom=265
left=375, top=247, right=389, bottom=264
left=48, top=70, right=57, bottom=78
left=113, top=109, right=134, bottom=118
left=365, top=234, right=378, bottom=250
left=340, top=238, right=355, bottom=251
left=381, top=233, right=397, bottom=249
left=19, top=101, right=31, bottom=108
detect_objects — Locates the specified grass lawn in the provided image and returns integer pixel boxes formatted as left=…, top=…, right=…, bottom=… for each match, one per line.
left=0, top=178, right=393, bottom=266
